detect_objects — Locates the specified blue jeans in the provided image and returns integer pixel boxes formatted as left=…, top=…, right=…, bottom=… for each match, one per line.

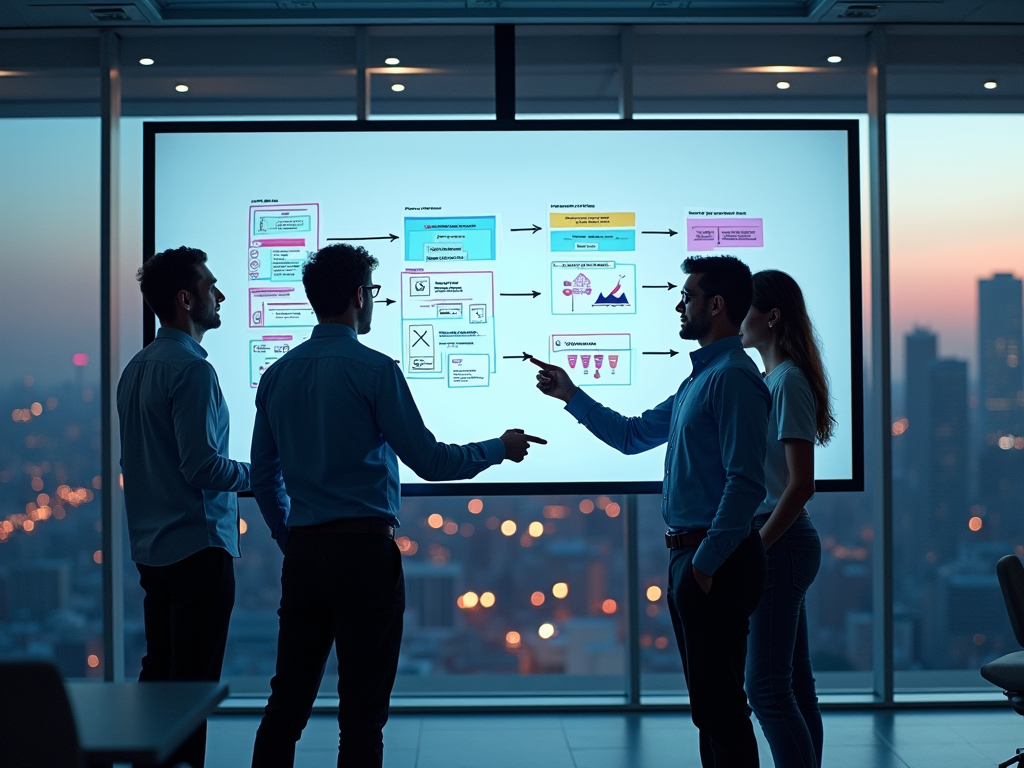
left=746, top=512, right=823, bottom=768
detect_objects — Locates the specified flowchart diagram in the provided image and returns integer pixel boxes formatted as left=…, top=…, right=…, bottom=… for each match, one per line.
left=401, top=269, right=496, bottom=387
left=249, top=333, right=310, bottom=387
left=243, top=204, right=764, bottom=391
left=246, top=203, right=320, bottom=386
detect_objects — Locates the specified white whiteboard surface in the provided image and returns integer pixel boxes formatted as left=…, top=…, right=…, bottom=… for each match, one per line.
left=147, top=120, right=861, bottom=494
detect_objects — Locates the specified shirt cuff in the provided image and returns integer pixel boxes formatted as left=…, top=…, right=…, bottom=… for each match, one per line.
left=481, top=437, right=506, bottom=465
left=692, top=542, right=725, bottom=577
left=565, top=389, right=598, bottom=421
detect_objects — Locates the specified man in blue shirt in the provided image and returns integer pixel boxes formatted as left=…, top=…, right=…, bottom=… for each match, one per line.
left=250, top=243, right=544, bottom=768
left=533, top=256, right=770, bottom=767
left=117, top=246, right=251, bottom=768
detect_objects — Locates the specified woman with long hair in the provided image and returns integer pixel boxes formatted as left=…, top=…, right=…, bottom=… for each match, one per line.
left=741, top=269, right=836, bottom=768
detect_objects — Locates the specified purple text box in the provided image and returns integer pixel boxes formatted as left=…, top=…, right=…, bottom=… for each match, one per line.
left=687, top=218, right=764, bottom=251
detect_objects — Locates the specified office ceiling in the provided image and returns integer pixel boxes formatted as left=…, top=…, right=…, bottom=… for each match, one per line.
left=2, top=0, right=1023, bottom=26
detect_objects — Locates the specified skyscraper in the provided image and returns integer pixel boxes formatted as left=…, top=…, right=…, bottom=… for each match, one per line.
left=978, top=273, right=1024, bottom=440
left=905, top=328, right=938, bottom=487
left=978, top=273, right=1024, bottom=541
left=926, top=358, right=969, bottom=561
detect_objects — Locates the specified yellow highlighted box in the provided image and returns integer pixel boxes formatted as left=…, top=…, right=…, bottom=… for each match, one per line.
left=550, top=212, right=636, bottom=229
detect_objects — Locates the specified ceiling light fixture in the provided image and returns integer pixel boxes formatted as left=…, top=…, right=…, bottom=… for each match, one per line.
left=175, top=84, right=189, bottom=93
left=391, top=83, right=405, bottom=92
left=385, top=57, right=400, bottom=66
left=776, top=81, right=791, bottom=90
left=827, top=55, right=842, bottom=64
left=139, top=57, right=155, bottom=66
left=984, top=81, right=998, bottom=90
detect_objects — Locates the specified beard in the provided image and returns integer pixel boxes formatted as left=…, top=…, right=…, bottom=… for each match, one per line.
left=679, top=308, right=711, bottom=340
left=191, top=302, right=221, bottom=332
left=356, top=300, right=373, bottom=334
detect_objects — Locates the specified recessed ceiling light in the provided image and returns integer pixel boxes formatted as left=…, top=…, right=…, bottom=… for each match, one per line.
left=139, top=57, right=155, bottom=66
left=391, top=83, right=405, bottom=92
left=827, top=55, right=842, bottom=64
left=984, top=81, right=998, bottom=90
left=385, top=57, right=400, bottom=66
left=175, top=84, right=189, bottom=93
left=776, top=81, right=791, bottom=90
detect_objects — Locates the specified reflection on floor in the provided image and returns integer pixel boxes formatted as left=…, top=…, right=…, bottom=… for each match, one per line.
left=208, top=709, right=1023, bottom=768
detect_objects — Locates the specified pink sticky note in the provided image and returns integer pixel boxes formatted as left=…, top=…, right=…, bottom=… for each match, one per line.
left=687, top=218, right=764, bottom=251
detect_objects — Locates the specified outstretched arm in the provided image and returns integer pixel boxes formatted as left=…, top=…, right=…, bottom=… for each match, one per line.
left=532, top=358, right=673, bottom=455
left=376, top=360, right=544, bottom=481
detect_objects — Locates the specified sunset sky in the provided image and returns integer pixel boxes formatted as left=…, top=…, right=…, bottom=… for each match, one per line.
left=1, top=114, right=1021, bottom=387
left=887, top=114, right=1024, bottom=378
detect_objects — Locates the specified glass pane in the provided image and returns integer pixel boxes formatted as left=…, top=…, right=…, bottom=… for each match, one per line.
left=368, top=27, right=495, bottom=118
left=0, top=117, right=104, bottom=678
left=120, top=31, right=357, bottom=118
left=639, top=491, right=876, bottom=698
left=210, top=495, right=627, bottom=698
left=516, top=27, right=621, bottom=118
left=634, top=30, right=867, bottom=116
left=889, top=114, right=1024, bottom=690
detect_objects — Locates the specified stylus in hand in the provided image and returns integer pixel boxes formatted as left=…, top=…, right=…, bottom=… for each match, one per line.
left=530, top=358, right=579, bottom=404
left=499, top=429, right=547, bottom=462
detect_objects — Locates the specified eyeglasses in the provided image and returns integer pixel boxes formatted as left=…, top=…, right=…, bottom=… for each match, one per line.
left=362, top=284, right=381, bottom=298
left=680, top=290, right=705, bottom=305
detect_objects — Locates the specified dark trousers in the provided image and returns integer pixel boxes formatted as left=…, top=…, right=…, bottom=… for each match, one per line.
left=136, top=546, right=235, bottom=768
left=667, top=530, right=767, bottom=768
left=746, top=514, right=823, bottom=768
left=252, top=528, right=405, bottom=768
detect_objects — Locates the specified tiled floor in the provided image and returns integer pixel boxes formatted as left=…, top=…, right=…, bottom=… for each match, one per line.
left=205, top=708, right=1024, bottom=768
left=208, top=708, right=1024, bottom=767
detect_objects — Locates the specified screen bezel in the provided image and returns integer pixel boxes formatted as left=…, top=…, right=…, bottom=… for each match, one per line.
left=143, top=118, right=864, bottom=496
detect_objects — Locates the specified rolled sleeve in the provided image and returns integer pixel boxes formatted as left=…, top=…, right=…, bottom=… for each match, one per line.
left=692, top=368, right=769, bottom=576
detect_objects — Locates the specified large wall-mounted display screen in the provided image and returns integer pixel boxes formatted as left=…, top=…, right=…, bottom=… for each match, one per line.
left=144, top=120, right=862, bottom=495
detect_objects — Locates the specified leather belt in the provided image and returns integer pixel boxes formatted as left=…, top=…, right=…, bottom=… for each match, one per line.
left=665, top=529, right=708, bottom=549
left=292, top=518, right=395, bottom=538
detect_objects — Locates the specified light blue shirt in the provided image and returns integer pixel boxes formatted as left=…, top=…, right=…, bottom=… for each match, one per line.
left=117, top=327, right=251, bottom=566
left=251, top=323, right=505, bottom=548
left=566, top=335, right=770, bottom=575
left=757, top=360, right=817, bottom=517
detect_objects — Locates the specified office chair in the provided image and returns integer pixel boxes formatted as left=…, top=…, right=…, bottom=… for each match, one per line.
left=0, top=660, right=85, bottom=768
left=982, top=554, right=1024, bottom=768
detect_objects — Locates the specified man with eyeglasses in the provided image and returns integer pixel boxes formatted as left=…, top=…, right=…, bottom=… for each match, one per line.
left=250, top=243, right=545, bottom=768
left=532, top=255, right=770, bottom=767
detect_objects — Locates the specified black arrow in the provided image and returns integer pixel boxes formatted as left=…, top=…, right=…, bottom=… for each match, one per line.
left=510, top=224, right=542, bottom=234
left=641, top=229, right=678, bottom=237
left=326, top=233, right=399, bottom=242
left=643, top=350, right=679, bottom=357
left=502, top=352, right=534, bottom=361
left=641, top=282, right=678, bottom=291
left=374, top=298, right=396, bottom=306
left=500, top=291, right=541, bottom=299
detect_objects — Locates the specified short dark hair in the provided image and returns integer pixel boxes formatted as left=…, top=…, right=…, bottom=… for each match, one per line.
left=137, top=246, right=207, bottom=322
left=302, top=243, right=379, bottom=318
left=682, top=255, right=753, bottom=326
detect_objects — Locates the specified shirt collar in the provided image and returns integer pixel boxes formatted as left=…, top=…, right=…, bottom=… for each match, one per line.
left=310, top=323, right=358, bottom=340
left=689, top=334, right=742, bottom=370
left=156, top=327, right=208, bottom=359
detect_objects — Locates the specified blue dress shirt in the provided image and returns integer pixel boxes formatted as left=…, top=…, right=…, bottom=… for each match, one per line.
left=566, top=335, right=770, bottom=575
left=117, top=327, right=251, bottom=566
left=251, top=323, right=505, bottom=548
